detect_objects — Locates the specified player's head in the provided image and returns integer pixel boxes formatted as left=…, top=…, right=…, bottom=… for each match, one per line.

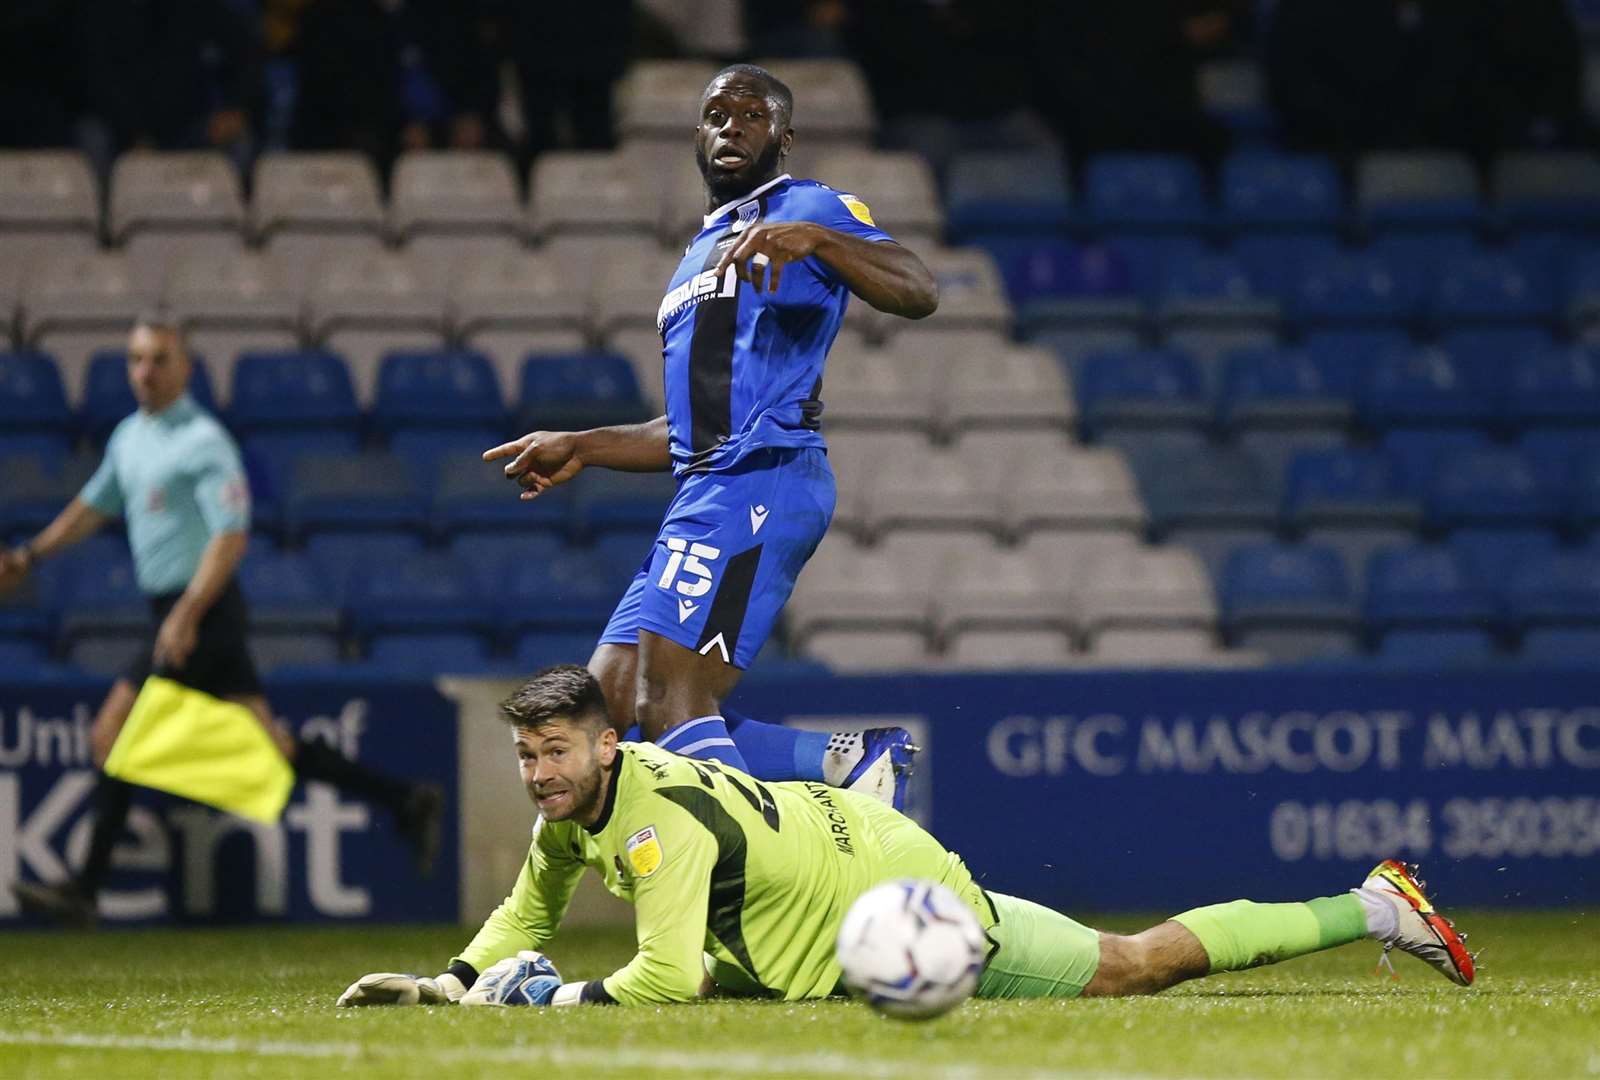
left=500, top=664, right=619, bottom=824
left=127, top=306, right=192, bottom=413
left=694, top=63, right=794, bottom=209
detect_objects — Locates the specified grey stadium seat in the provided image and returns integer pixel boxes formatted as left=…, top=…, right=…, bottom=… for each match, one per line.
left=653, top=145, right=715, bottom=248
left=809, top=149, right=942, bottom=245
left=941, top=343, right=1072, bottom=435
left=957, top=433, right=1145, bottom=538
left=752, top=59, right=875, bottom=147
left=391, top=150, right=525, bottom=288
left=614, top=61, right=720, bottom=144
left=0, top=151, right=101, bottom=331
left=606, top=326, right=668, bottom=411
left=877, top=531, right=991, bottom=602
left=820, top=337, right=941, bottom=434
left=1081, top=627, right=1232, bottom=667
left=450, top=250, right=591, bottom=392
left=1492, top=151, right=1600, bottom=216
left=1356, top=151, right=1480, bottom=217
left=836, top=435, right=1000, bottom=538
left=529, top=152, right=657, bottom=240
left=164, top=252, right=301, bottom=401
left=23, top=252, right=145, bottom=402
left=253, top=153, right=386, bottom=280
left=801, top=628, right=932, bottom=672
left=898, top=247, right=1012, bottom=337
left=1074, top=546, right=1217, bottom=640
left=541, top=232, right=666, bottom=293
left=786, top=532, right=931, bottom=641
left=592, top=248, right=688, bottom=340
left=109, top=151, right=246, bottom=295
left=934, top=545, right=1074, bottom=637
left=944, top=627, right=1077, bottom=670
left=306, top=251, right=447, bottom=404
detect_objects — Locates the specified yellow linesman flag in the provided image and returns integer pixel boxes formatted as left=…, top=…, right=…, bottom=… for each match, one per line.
left=103, top=676, right=295, bottom=824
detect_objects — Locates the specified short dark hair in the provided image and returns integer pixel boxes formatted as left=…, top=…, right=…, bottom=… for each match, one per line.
left=500, top=664, right=614, bottom=735
left=705, top=63, right=794, bottom=129
left=133, top=305, right=188, bottom=347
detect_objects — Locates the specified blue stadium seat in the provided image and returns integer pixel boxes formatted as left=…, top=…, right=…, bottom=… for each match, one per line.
left=0, top=352, right=72, bottom=442
left=1369, top=231, right=1479, bottom=291
left=944, top=151, right=1071, bottom=241
left=237, top=549, right=339, bottom=633
left=513, top=630, right=606, bottom=670
left=1103, top=235, right=1208, bottom=300
left=1232, top=233, right=1342, bottom=300
left=1505, top=551, right=1600, bottom=631
left=573, top=471, right=677, bottom=538
left=81, top=351, right=218, bottom=442
left=592, top=530, right=658, bottom=580
left=1519, top=627, right=1600, bottom=666
left=1374, top=629, right=1498, bottom=667
left=1156, top=253, right=1279, bottom=331
left=1449, top=527, right=1560, bottom=584
left=0, top=574, right=54, bottom=645
left=367, top=632, right=495, bottom=672
left=448, top=530, right=567, bottom=596
left=287, top=452, right=427, bottom=539
left=1441, top=327, right=1556, bottom=370
left=1426, top=448, right=1561, bottom=531
left=252, top=630, right=342, bottom=674
left=373, top=350, right=504, bottom=433
left=1381, top=429, right=1493, bottom=495
left=0, top=452, right=97, bottom=536
left=1219, top=347, right=1351, bottom=434
left=1076, top=348, right=1209, bottom=438
left=1365, top=545, right=1499, bottom=636
left=305, top=530, right=425, bottom=600
left=1361, top=346, right=1497, bottom=431
left=1083, top=154, right=1209, bottom=232
left=1301, top=329, right=1412, bottom=399
left=1290, top=253, right=1417, bottom=330
left=229, top=351, right=360, bottom=434
left=1220, top=152, right=1342, bottom=232
left=430, top=449, right=575, bottom=538
left=1566, top=249, right=1600, bottom=330
left=984, top=240, right=1143, bottom=335
left=1283, top=448, right=1423, bottom=581
left=1221, top=542, right=1360, bottom=662
left=389, top=427, right=508, bottom=480
left=1140, top=447, right=1279, bottom=575
left=241, top=430, right=362, bottom=539
left=1569, top=450, right=1600, bottom=534
left=346, top=551, right=492, bottom=637
left=54, top=542, right=148, bottom=645
left=1508, top=345, right=1600, bottom=428
left=500, top=547, right=620, bottom=634
left=1521, top=429, right=1600, bottom=483
left=519, top=353, right=651, bottom=432
left=1429, top=253, right=1556, bottom=329
left=0, top=637, right=50, bottom=671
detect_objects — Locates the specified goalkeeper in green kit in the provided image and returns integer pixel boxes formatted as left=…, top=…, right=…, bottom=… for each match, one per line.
left=339, top=665, right=1475, bottom=1009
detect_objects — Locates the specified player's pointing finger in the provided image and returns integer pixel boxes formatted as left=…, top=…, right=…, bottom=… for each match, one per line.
left=482, top=439, right=524, bottom=463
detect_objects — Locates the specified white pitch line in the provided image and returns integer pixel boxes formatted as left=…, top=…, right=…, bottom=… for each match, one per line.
left=0, top=1029, right=1117, bottom=1080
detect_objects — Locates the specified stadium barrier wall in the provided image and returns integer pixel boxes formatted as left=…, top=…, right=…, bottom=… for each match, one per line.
left=3, top=669, right=1597, bottom=928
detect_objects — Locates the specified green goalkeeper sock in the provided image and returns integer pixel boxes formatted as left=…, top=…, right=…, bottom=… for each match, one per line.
left=1171, top=894, right=1367, bottom=973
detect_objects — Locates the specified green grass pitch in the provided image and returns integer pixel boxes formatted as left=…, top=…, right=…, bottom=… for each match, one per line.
left=1, top=911, right=1595, bottom=1079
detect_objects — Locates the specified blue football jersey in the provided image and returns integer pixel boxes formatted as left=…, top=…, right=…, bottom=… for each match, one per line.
left=655, top=173, right=895, bottom=477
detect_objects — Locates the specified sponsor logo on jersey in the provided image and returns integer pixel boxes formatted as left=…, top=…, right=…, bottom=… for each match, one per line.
left=625, top=826, right=663, bottom=878
left=748, top=504, right=769, bottom=534
left=657, top=265, right=738, bottom=330
left=838, top=194, right=875, bottom=226
left=677, top=598, right=699, bottom=623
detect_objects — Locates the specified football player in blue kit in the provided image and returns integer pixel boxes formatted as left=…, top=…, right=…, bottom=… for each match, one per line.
left=484, top=65, right=938, bottom=806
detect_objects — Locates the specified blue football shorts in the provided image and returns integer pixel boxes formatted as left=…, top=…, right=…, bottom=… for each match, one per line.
left=598, top=446, right=835, bottom=669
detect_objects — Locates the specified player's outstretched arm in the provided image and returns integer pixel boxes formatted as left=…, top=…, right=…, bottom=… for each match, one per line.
left=714, top=222, right=938, bottom=320
left=485, top=416, right=671, bottom=499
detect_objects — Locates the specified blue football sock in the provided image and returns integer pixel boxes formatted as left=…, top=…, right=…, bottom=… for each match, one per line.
left=722, top=708, right=829, bottom=782
left=654, top=715, right=749, bottom=771
left=622, top=725, right=642, bottom=742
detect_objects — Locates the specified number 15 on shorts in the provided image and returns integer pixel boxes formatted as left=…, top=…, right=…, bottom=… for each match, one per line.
left=658, top=538, right=721, bottom=598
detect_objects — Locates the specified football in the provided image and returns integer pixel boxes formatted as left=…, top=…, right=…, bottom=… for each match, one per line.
left=836, top=878, right=988, bottom=1020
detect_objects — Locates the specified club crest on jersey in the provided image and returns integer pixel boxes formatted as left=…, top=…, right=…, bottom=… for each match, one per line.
left=625, top=826, right=663, bottom=878
left=657, top=265, right=738, bottom=330
left=838, top=194, right=875, bottom=226
left=732, top=200, right=761, bottom=233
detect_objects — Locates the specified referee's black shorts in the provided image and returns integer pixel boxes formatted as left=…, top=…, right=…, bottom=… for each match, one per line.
left=124, top=579, right=263, bottom=698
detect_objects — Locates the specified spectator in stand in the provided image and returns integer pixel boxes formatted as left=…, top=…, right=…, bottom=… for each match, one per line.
left=291, top=0, right=497, bottom=173
left=74, top=0, right=262, bottom=168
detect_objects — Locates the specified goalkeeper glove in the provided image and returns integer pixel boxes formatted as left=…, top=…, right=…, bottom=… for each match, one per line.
left=459, top=950, right=563, bottom=1007
left=336, top=971, right=467, bottom=1007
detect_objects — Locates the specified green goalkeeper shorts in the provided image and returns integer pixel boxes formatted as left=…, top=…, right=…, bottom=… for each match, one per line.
left=975, top=891, right=1102, bottom=1000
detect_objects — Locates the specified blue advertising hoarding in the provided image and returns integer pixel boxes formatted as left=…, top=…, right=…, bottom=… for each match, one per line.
left=1, top=677, right=458, bottom=926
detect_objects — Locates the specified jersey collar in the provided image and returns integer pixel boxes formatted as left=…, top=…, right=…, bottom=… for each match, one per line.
left=143, top=392, right=197, bottom=426
left=702, top=173, right=792, bottom=230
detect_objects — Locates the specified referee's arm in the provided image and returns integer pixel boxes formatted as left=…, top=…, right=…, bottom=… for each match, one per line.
left=0, top=497, right=114, bottom=590
left=153, top=529, right=249, bottom=669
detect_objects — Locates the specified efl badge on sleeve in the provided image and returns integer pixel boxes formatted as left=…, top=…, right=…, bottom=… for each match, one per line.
left=838, top=194, right=876, bottom=226
left=625, top=826, right=663, bottom=878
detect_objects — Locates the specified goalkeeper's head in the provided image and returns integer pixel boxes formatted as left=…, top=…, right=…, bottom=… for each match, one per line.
left=500, top=665, right=619, bottom=825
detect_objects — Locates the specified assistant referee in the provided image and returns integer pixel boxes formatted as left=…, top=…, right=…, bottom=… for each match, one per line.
left=0, top=310, right=441, bottom=927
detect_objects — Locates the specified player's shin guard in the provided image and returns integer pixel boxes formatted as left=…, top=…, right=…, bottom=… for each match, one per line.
left=654, top=715, right=750, bottom=770
left=1170, top=895, right=1367, bottom=973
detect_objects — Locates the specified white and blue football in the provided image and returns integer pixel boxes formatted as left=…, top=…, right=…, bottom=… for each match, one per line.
left=836, top=879, right=988, bottom=1020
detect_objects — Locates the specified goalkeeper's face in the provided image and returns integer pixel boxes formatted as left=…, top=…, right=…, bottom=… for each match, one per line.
left=513, top=719, right=618, bottom=825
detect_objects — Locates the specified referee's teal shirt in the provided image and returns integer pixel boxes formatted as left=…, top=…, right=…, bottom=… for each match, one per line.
left=79, top=394, right=252, bottom=595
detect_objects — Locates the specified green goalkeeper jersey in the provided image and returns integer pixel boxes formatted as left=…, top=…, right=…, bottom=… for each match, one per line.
left=454, top=741, right=994, bottom=1005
